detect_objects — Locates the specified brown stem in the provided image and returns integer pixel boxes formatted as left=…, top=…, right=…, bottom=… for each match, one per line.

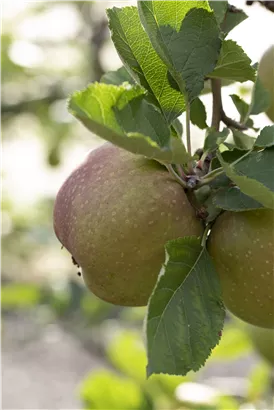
left=246, top=1, right=274, bottom=13
left=211, top=79, right=248, bottom=131
left=221, top=112, right=248, bottom=130
left=211, top=79, right=222, bottom=131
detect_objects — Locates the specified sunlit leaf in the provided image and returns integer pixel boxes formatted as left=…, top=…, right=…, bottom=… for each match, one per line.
left=138, top=2, right=221, bottom=101
left=107, top=6, right=185, bottom=123
left=68, top=83, right=190, bottom=163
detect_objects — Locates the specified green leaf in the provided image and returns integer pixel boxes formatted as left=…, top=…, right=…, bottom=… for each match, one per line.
left=204, top=128, right=229, bottom=153
left=79, top=370, right=146, bottom=410
left=213, top=186, right=263, bottom=211
left=255, top=126, right=274, bottom=148
left=209, top=40, right=256, bottom=82
left=249, top=76, right=271, bottom=116
left=232, top=130, right=255, bottom=150
left=107, top=331, right=147, bottom=381
left=1, top=283, right=41, bottom=309
left=107, top=6, right=185, bottom=123
left=248, top=363, right=271, bottom=401
left=211, top=324, right=252, bottom=360
left=146, top=237, right=225, bottom=377
left=230, top=94, right=249, bottom=122
left=222, top=148, right=250, bottom=163
left=209, top=1, right=227, bottom=25
left=138, top=2, right=221, bottom=101
left=190, top=98, right=208, bottom=129
left=68, top=83, right=190, bottom=164
left=172, top=118, right=183, bottom=137
left=220, top=7, right=248, bottom=35
left=101, top=66, right=135, bottom=86
left=217, top=148, right=274, bottom=209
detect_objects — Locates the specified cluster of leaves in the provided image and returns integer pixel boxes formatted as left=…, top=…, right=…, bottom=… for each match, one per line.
left=68, top=1, right=274, bottom=378
left=79, top=322, right=272, bottom=410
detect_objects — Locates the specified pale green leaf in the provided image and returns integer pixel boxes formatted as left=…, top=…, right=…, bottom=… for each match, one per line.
left=79, top=370, right=145, bottom=410
left=248, top=363, right=272, bottom=401
left=211, top=324, right=252, bottom=360
left=1, top=284, right=41, bottom=309
left=106, top=331, right=147, bottom=381
left=68, top=83, right=190, bottom=164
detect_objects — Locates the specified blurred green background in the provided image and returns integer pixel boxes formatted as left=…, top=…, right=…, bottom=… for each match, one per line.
left=1, top=1, right=274, bottom=409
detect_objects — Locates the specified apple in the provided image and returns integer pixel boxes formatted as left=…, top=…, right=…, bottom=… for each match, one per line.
left=53, top=143, right=204, bottom=306
left=258, top=45, right=274, bottom=123
left=208, top=209, right=274, bottom=329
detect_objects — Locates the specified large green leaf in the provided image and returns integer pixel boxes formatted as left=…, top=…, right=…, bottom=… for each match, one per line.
left=146, top=237, right=225, bottom=376
left=209, top=40, right=256, bottom=82
left=209, top=1, right=227, bottom=25
left=220, top=7, right=248, bottom=35
left=217, top=148, right=274, bottom=209
left=138, top=1, right=221, bottom=101
left=255, top=126, right=274, bottom=148
left=107, top=6, right=185, bottom=123
left=213, top=186, right=263, bottom=211
left=68, top=83, right=190, bottom=164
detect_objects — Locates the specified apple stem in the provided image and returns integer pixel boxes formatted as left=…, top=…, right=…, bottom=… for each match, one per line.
left=185, top=101, right=195, bottom=175
left=166, top=164, right=187, bottom=188
left=195, top=167, right=225, bottom=189
left=186, top=102, right=192, bottom=155
left=201, top=224, right=211, bottom=248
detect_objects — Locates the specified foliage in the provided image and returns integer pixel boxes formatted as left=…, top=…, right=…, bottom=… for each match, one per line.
left=66, top=0, right=274, bottom=379
left=2, top=1, right=274, bottom=409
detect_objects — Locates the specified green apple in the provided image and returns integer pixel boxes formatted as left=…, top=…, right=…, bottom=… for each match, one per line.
left=54, top=143, right=204, bottom=306
left=208, top=209, right=274, bottom=329
left=258, top=45, right=274, bottom=122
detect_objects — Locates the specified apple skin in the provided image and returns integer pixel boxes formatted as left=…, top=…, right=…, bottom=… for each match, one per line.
left=208, top=209, right=274, bottom=329
left=258, top=45, right=274, bottom=123
left=53, top=143, right=204, bottom=306
left=247, top=324, right=274, bottom=365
